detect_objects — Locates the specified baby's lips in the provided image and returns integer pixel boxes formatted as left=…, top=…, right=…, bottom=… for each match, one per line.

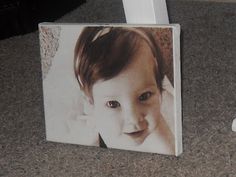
left=124, top=129, right=146, bottom=138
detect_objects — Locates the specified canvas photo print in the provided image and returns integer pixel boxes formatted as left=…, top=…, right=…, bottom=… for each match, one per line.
left=39, top=23, right=182, bottom=156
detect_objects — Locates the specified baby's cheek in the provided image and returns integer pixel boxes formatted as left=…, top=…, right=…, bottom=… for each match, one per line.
left=145, top=102, right=161, bottom=129
left=95, top=109, right=123, bottom=135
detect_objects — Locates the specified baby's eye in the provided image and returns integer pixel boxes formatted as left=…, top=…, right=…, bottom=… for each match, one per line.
left=106, top=100, right=120, bottom=108
left=138, top=91, right=152, bottom=101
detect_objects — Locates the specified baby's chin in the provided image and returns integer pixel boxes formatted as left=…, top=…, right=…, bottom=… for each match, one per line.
left=107, top=132, right=150, bottom=150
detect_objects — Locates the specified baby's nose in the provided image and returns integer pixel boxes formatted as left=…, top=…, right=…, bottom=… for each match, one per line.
left=123, top=121, right=147, bottom=134
left=122, top=108, right=147, bottom=133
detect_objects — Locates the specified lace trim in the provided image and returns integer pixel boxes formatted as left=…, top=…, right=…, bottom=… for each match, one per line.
left=39, top=26, right=61, bottom=79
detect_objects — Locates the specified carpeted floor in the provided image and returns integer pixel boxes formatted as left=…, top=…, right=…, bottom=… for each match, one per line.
left=0, top=0, right=236, bottom=176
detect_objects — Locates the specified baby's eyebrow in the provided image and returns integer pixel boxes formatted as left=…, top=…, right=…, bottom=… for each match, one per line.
left=100, top=94, right=121, bottom=99
left=138, top=84, right=157, bottom=91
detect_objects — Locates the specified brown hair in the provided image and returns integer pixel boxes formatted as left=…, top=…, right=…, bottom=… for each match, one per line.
left=74, top=26, right=164, bottom=100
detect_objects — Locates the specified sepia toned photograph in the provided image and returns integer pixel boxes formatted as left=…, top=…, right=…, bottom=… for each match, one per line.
left=39, top=24, right=182, bottom=155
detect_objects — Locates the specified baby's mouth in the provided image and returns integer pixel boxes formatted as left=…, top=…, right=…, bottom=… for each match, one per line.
left=125, top=129, right=146, bottom=138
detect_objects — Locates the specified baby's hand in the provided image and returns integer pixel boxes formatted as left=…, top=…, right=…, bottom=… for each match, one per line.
left=65, top=104, right=99, bottom=146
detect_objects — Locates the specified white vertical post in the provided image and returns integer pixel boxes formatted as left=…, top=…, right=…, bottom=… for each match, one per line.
left=122, top=0, right=169, bottom=24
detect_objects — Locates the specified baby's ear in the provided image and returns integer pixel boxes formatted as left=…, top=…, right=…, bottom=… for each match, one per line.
left=82, top=93, right=94, bottom=115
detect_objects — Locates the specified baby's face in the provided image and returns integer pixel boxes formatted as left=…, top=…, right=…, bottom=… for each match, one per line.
left=92, top=40, right=161, bottom=149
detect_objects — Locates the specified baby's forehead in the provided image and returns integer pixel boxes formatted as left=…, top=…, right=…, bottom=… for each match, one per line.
left=123, top=39, right=157, bottom=70
left=92, top=45, right=158, bottom=94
